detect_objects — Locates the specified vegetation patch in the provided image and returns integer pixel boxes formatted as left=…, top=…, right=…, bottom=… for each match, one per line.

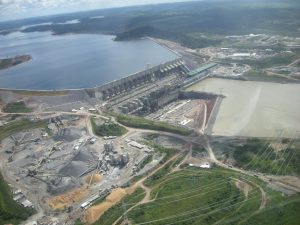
left=0, top=55, right=31, bottom=70
left=212, top=138, right=300, bottom=175
left=226, top=52, right=299, bottom=70
left=91, top=117, right=127, bottom=137
left=192, top=145, right=207, bottom=157
left=139, top=155, right=153, bottom=171
left=238, top=199, right=300, bottom=225
left=0, top=172, right=35, bottom=224
left=221, top=48, right=300, bottom=83
left=0, top=119, right=47, bottom=142
left=144, top=133, right=160, bottom=140
left=144, top=141, right=178, bottom=163
left=242, top=70, right=298, bottom=83
left=74, top=219, right=84, bottom=225
left=114, top=113, right=191, bottom=136
left=3, top=101, right=32, bottom=113
left=144, top=159, right=174, bottom=187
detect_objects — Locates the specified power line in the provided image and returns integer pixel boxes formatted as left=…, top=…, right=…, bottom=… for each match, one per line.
left=243, top=139, right=270, bottom=169
left=272, top=139, right=294, bottom=175
left=122, top=200, right=129, bottom=225
left=125, top=176, right=232, bottom=207
left=246, top=131, right=284, bottom=172
left=164, top=193, right=261, bottom=225
left=135, top=189, right=260, bottom=225
left=125, top=176, right=237, bottom=209
left=282, top=149, right=297, bottom=175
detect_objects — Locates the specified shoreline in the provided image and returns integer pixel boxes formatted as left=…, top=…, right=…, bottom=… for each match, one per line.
left=0, top=58, right=183, bottom=93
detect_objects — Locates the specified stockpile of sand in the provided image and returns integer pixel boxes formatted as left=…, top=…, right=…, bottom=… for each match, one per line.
left=106, top=188, right=127, bottom=202
left=85, top=173, right=103, bottom=185
left=83, top=188, right=128, bottom=224
left=48, top=186, right=89, bottom=210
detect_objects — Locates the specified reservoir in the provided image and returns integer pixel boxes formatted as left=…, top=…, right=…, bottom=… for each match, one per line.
left=187, top=78, right=300, bottom=138
left=0, top=32, right=178, bottom=90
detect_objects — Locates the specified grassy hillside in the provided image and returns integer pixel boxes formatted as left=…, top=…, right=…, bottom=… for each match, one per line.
left=238, top=199, right=300, bottom=225
left=0, top=172, right=35, bottom=224
left=91, top=164, right=300, bottom=225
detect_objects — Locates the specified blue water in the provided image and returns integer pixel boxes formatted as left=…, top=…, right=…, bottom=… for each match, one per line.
left=0, top=32, right=177, bottom=90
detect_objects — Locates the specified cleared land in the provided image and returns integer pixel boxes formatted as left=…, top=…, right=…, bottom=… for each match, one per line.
left=48, top=186, right=89, bottom=210
left=187, top=78, right=300, bottom=138
left=87, top=187, right=146, bottom=225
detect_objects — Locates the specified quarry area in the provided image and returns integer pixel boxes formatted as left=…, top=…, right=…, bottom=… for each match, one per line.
left=0, top=33, right=300, bottom=225
left=0, top=114, right=171, bottom=224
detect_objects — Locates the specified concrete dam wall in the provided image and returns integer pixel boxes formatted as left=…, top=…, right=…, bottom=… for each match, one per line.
left=86, top=58, right=185, bottom=100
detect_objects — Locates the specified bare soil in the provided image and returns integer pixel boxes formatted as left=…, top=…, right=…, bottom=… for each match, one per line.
left=83, top=188, right=127, bottom=224
left=48, top=186, right=89, bottom=210
left=235, top=179, right=253, bottom=197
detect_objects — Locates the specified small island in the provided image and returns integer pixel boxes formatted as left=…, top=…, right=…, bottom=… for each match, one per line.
left=0, top=55, right=32, bottom=70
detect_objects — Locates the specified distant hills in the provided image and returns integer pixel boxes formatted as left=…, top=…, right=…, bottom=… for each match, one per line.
left=1, top=0, right=299, bottom=48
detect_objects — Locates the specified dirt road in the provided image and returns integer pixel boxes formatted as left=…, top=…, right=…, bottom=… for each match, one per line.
left=84, top=154, right=180, bottom=225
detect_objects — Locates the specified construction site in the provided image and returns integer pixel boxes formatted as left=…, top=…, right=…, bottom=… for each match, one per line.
left=0, top=33, right=300, bottom=225
left=0, top=52, right=225, bottom=224
left=0, top=113, right=169, bottom=224
left=146, top=97, right=216, bottom=134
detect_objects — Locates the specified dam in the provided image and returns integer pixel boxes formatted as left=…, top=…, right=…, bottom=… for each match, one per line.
left=89, top=58, right=188, bottom=100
